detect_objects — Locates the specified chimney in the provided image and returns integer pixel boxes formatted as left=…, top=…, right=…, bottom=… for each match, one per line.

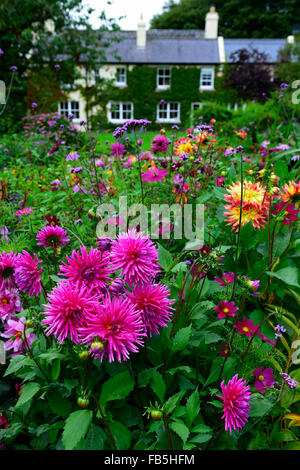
left=137, top=15, right=146, bottom=48
left=205, top=6, right=219, bottom=39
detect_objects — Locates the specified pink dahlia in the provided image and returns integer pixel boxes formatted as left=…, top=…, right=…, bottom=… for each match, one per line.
left=214, top=300, right=238, bottom=320
left=150, top=135, right=171, bottom=153
left=0, top=288, right=23, bottom=322
left=127, top=283, right=175, bottom=336
left=141, top=168, right=168, bottom=183
left=36, top=225, right=70, bottom=248
left=1, top=317, right=36, bottom=355
left=42, top=281, right=99, bottom=344
left=214, top=272, right=235, bottom=287
left=15, top=251, right=43, bottom=296
left=110, top=229, right=160, bottom=286
left=111, top=142, right=126, bottom=157
left=80, top=295, right=145, bottom=362
left=253, top=367, right=275, bottom=394
left=58, top=246, right=112, bottom=294
left=0, top=251, right=20, bottom=290
left=217, top=374, right=251, bottom=434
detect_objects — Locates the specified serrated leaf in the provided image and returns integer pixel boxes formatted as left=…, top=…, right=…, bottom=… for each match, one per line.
left=151, top=371, right=166, bottom=403
left=189, top=433, right=212, bottom=444
left=267, top=267, right=299, bottom=287
left=204, top=332, right=223, bottom=345
left=62, top=410, right=93, bottom=450
left=16, top=382, right=40, bottom=408
left=170, top=421, right=190, bottom=443
left=157, top=243, right=173, bottom=270
left=48, top=391, right=72, bottom=417
left=109, top=420, right=131, bottom=450
left=164, top=391, right=185, bottom=415
left=249, top=395, right=274, bottom=418
left=4, top=355, right=35, bottom=377
left=191, top=423, right=213, bottom=433
left=100, top=371, right=134, bottom=405
left=172, top=325, right=192, bottom=353
left=186, top=388, right=200, bottom=427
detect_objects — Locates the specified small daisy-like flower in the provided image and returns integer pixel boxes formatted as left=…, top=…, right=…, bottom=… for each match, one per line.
left=15, top=251, right=43, bottom=297
left=214, top=300, right=238, bottom=320
left=280, top=180, right=300, bottom=209
left=79, top=295, right=145, bottom=362
left=110, top=229, right=160, bottom=286
left=0, top=251, right=20, bottom=290
left=1, top=317, right=36, bottom=355
left=66, top=152, right=80, bottom=161
left=128, top=283, right=175, bottom=336
left=220, top=342, right=231, bottom=358
left=42, top=281, right=99, bottom=344
left=59, top=246, right=112, bottom=294
left=14, top=207, right=35, bottom=217
left=253, top=367, right=275, bottom=394
left=36, top=225, right=70, bottom=248
left=0, top=288, right=23, bottom=322
left=217, top=374, right=251, bottom=434
left=214, top=272, right=235, bottom=287
left=234, top=317, right=257, bottom=337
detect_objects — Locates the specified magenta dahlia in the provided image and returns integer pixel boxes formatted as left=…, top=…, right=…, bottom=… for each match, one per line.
left=217, top=374, right=251, bottom=434
left=15, top=251, right=43, bottom=296
left=0, top=288, right=23, bottom=322
left=0, top=251, right=20, bottom=290
left=110, top=229, right=160, bottom=286
left=36, top=225, right=70, bottom=248
left=42, top=281, right=99, bottom=344
left=58, top=246, right=112, bottom=294
left=128, top=283, right=175, bottom=336
left=79, top=295, right=145, bottom=362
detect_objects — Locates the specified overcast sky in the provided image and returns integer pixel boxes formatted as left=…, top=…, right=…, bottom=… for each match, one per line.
left=84, top=0, right=178, bottom=30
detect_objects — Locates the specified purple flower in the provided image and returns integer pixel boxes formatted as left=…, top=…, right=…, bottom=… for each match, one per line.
left=280, top=373, right=298, bottom=389
left=1, top=317, right=36, bottom=355
left=253, top=367, right=275, bottom=393
left=66, top=152, right=80, bottom=161
left=10, top=66, right=17, bottom=72
left=0, top=49, right=4, bottom=55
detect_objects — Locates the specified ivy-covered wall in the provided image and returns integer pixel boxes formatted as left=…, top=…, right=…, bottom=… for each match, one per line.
left=92, top=64, right=240, bottom=129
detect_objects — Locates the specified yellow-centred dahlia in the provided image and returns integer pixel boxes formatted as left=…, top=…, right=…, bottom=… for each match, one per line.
left=224, top=180, right=270, bottom=231
left=280, top=180, right=300, bottom=208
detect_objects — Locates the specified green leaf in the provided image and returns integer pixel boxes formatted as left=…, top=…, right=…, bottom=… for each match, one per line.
left=249, top=395, right=274, bottom=418
left=4, top=355, right=35, bottom=377
left=170, top=421, right=190, bottom=443
left=186, top=388, right=200, bottom=427
left=171, top=325, right=192, bottom=353
left=191, top=424, right=213, bottom=434
left=164, top=391, right=185, bottom=415
left=109, top=421, right=131, bottom=450
left=47, top=391, right=72, bottom=417
left=52, top=359, right=61, bottom=381
left=100, top=371, right=134, bottom=405
left=267, top=267, right=299, bottom=288
left=81, top=424, right=105, bottom=450
left=151, top=371, right=166, bottom=403
left=16, top=382, right=40, bottom=408
left=189, top=433, right=212, bottom=444
left=62, top=410, right=93, bottom=450
left=157, top=243, right=173, bottom=270
left=204, top=332, right=223, bottom=345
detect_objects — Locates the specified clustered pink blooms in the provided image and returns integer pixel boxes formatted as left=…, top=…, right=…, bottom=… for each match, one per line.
left=0, top=251, right=20, bottom=290
left=111, top=142, right=126, bottom=157
left=15, top=251, right=43, bottom=297
left=0, top=288, right=22, bottom=322
left=110, top=229, right=160, bottom=286
left=1, top=317, right=36, bottom=355
left=217, top=374, right=251, bottom=434
left=150, top=134, right=171, bottom=153
left=36, top=225, right=70, bottom=248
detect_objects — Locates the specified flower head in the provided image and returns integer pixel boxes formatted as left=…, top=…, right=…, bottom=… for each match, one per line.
left=253, top=367, right=275, bottom=393
left=128, top=283, right=174, bottom=336
left=14, top=207, right=34, bottom=217
left=15, top=251, right=43, bottom=297
left=0, top=251, right=20, bottom=290
left=111, top=142, right=126, bottom=157
left=36, top=225, right=70, bottom=248
left=234, top=317, right=257, bottom=337
left=150, top=135, right=171, bottom=153
left=79, top=295, right=145, bottom=362
left=59, top=246, right=112, bottom=294
left=110, top=229, right=160, bottom=286
left=1, top=317, right=35, bottom=355
left=214, top=300, right=238, bottom=320
left=0, top=288, right=23, bottom=322
left=42, top=281, right=99, bottom=344
left=217, top=374, right=251, bottom=434
left=214, top=272, right=235, bottom=287
left=142, top=168, right=168, bottom=183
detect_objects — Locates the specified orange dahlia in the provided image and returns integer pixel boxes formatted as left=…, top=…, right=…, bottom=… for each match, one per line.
left=224, top=181, right=270, bottom=231
left=174, top=137, right=196, bottom=156
left=280, top=180, right=300, bottom=208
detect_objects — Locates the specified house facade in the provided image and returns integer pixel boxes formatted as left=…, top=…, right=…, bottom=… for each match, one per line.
left=58, top=7, right=295, bottom=127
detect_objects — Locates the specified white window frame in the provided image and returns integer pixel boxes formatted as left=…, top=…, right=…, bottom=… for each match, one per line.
left=156, top=67, right=171, bottom=90
left=115, top=67, right=127, bottom=87
left=58, top=101, right=80, bottom=121
left=108, top=101, right=133, bottom=124
left=156, top=102, right=180, bottom=123
left=191, top=102, right=204, bottom=112
left=200, top=67, right=214, bottom=91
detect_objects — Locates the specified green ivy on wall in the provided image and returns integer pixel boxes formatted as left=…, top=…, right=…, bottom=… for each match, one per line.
left=91, top=64, right=240, bottom=129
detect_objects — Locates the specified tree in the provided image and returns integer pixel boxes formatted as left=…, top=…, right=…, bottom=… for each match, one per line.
left=0, top=0, right=120, bottom=132
left=225, top=47, right=274, bottom=101
left=150, top=0, right=300, bottom=38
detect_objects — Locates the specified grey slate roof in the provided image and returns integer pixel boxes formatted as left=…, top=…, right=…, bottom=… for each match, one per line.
left=224, top=39, right=287, bottom=63
left=102, top=30, right=220, bottom=64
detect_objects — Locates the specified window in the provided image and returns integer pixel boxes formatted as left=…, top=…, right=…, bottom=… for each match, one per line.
left=94, top=68, right=100, bottom=84
left=191, top=102, right=204, bottom=112
left=157, top=68, right=171, bottom=89
left=200, top=68, right=214, bottom=90
left=157, top=102, right=180, bottom=123
left=58, top=101, right=80, bottom=119
left=108, top=101, right=133, bottom=123
left=115, top=67, right=127, bottom=87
